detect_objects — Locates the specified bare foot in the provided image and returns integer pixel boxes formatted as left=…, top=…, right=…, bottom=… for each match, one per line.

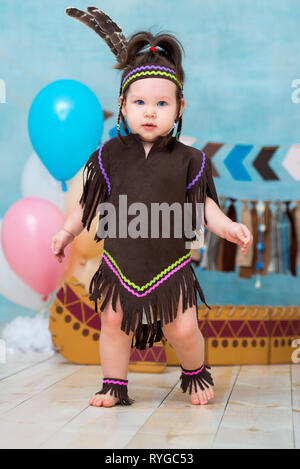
left=89, top=391, right=120, bottom=407
left=190, top=383, right=214, bottom=405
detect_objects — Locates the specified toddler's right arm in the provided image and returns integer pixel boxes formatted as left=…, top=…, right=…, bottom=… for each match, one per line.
left=51, top=199, right=85, bottom=263
left=51, top=142, right=110, bottom=263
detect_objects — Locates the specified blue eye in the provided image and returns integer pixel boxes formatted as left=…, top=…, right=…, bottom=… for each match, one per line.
left=134, top=100, right=167, bottom=106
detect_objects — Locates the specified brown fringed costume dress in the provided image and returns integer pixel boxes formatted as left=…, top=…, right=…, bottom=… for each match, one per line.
left=79, top=132, right=220, bottom=351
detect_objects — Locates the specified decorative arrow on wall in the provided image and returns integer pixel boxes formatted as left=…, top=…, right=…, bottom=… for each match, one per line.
left=253, top=146, right=279, bottom=180
left=282, top=145, right=300, bottom=181
left=223, top=145, right=253, bottom=181
left=197, top=141, right=300, bottom=181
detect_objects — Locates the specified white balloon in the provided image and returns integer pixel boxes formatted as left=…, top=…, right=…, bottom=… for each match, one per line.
left=0, top=219, right=45, bottom=310
left=21, top=152, right=67, bottom=214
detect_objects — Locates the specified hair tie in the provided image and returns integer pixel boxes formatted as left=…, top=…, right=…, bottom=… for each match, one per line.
left=137, top=45, right=165, bottom=55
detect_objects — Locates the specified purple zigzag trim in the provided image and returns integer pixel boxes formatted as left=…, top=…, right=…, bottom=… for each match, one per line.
left=181, top=365, right=204, bottom=375
left=103, top=379, right=127, bottom=385
left=102, top=253, right=191, bottom=298
left=185, top=151, right=206, bottom=191
left=122, top=65, right=177, bottom=85
left=98, top=140, right=111, bottom=196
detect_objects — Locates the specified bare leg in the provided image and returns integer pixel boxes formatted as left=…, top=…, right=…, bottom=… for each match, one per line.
left=89, top=287, right=134, bottom=407
left=162, top=292, right=214, bottom=405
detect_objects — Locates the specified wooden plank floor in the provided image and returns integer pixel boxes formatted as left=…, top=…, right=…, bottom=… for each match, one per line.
left=0, top=351, right=299, bottom=449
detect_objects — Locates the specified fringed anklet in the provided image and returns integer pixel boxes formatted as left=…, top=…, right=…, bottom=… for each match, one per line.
left=180, top=364, right=214, bottom=394
left=95, top=377, right=135, bottom=405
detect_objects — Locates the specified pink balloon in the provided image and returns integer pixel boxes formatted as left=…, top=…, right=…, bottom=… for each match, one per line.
left=2, top=197, right=70, bottom=297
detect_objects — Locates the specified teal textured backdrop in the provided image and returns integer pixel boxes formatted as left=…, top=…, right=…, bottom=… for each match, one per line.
left=0, top=0, right=299, bottom=323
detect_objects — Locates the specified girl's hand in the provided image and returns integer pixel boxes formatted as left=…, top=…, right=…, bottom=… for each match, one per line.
left=51, top=228, right=75, bottom=263
left=223, top=221, right=253, bottom=255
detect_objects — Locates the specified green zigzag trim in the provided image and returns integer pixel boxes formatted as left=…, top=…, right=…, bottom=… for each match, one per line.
left=103, top=249, right=191, bottom=292
left=122, top=71, right=183, bottom=92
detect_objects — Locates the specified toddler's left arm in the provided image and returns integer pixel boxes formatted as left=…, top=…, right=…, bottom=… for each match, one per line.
left=204, top=196, right=253, bottom=255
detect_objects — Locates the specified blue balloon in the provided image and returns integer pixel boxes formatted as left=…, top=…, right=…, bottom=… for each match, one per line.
left=28, top=79, right=104, bottom=191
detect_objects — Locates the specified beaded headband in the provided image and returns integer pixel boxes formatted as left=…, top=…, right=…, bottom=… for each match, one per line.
left=121, top=64, right=183, bottom=96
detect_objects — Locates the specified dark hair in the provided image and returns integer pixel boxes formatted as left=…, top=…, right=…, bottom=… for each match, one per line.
left=112, top=30, right=185, bottom=148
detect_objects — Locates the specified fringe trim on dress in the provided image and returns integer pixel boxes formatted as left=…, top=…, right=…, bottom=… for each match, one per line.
left=89, top=259, right=212, bottom=351
left=186, top=154, right=220, bottom=226
left=95, top=378, right=135, bottom=406
left=79, top=149, right=109, bottom=240
left=180, top=364, right=214, bottom=394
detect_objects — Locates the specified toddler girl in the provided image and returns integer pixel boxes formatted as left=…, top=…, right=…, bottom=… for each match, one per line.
left=51, top=7, right=252, bottom=408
